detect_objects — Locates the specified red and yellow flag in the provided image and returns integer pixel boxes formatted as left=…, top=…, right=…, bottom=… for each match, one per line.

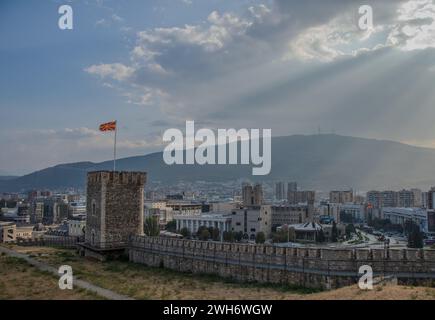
left=99, top=121, right=117, bottom=132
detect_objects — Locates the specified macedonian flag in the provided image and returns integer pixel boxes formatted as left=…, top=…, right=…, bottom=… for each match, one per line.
left=99, top=121, right=117, bottom=132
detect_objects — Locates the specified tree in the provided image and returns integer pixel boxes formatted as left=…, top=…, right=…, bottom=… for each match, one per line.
left=367, top=212, right=373, bottom=226
left=211, top=228, right=220, bottom=241
left=180, top=227, right=191, bottom=238
left=345, top=224, right=356, bottom=239
left=408, top=223, right=424, bottom=249
left=144, top=216, right=160, bottom=237
left=317, top=229, right=326, bottom=243
left=166, top=220, right=177, bottom=232
left=223, top=231, right=235, bottom=243
left=234, top=231, right=244, bottom=242
left=272, top=230, right=288, bottom=243
left=199, top=228, right=211, bottom=241
left=197, top=226, right=208, bottom=237
left=331, top=222, right=338, bottom=242
left=255, top=232, right=266, bottom=244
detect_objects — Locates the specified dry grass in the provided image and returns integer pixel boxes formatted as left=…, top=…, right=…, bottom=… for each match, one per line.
left=5, top=246, right=435, bottom=300
left=11, top=246, right=320, bottom=300
left=0, top=251, right=102, bottom=300
left=304, top=283, right=435, bottom=300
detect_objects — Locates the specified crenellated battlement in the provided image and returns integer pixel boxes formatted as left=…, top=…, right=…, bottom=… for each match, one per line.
left=129, top=235, right=435, bottom=262
left=87, top=171, right=146, bottom=185
left=128, top=235, right=435, bottom=289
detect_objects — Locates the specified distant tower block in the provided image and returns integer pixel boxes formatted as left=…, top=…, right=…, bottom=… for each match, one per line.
left=85, top=171, right=146, bottom=251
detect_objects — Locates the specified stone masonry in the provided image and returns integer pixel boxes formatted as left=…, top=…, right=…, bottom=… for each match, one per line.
left=129, top=236, right=435, bottom=290
left=85, top=171, right=146, bottom=250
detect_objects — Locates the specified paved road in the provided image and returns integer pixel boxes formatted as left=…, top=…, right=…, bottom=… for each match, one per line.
left=0, top=246, right=134, bottom=300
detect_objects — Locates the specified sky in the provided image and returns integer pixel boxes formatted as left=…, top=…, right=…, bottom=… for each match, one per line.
left=2, top=0, right=435, bottom=175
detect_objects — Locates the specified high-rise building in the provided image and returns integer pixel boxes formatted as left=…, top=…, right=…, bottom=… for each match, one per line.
left=368, top=189, right=422, bottom=209
left=428, top=187, right=435, bottom=210
left=253, top=184, right=263, bottom=205
left=53, top=202, right=69, bottom=224
left=428, top=211, right=435, bottom=232
left=31, top=202, right=45, bottom=224
left=381, top=191, right=398, bottom=207
left=242, top=183, right=263, bottom=206
left=242, top=183, right=253, bottom=206
left=398, top=189, right=416, bottom=208
left=329, top=190, right=353, bottom=204
left=411, top=189, right=422, bottom=208
left=275, top=182, right=286, bottom=200
left=367, top=191, right=382, bottom=209
left=422, top=191, right=429, bottom=208
left=288, top=182, right=298, bottom=192
left=288, top=190, right=315, bottom=205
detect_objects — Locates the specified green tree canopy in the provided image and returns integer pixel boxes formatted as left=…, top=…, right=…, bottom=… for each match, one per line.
left=317, top=229, right=326, bottom=243
left=180, top=227, right=191, bottom=238
left=234, top=231, right=244, bottom=242
left=331, top=222, right=338, bottom=242
left=144, top=216, right=160, bottom=237
left=223, top=231, right=235, bottom=243
left=272, top=230, right=288, bottom=243
left=255, top=232, right=266, bottom=244
left=166, top=220, right=177, bottom=232
left=211, top=228, right=220, bottom=241
left=407, top=222, right=424, bottom=249
left=199, top=228, right=211, bottom=241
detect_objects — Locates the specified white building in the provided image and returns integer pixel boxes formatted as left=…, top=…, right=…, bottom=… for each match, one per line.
left=340, top=203, right=366, bottom=223
left=68, top=219, right=86, bottom=237
left=175, top=213, right=232, bottom=239
left=0, top=222, right=16, bottom=243
left=166, top=201, right=202, bottom=216
left=145, top=208, right=174, bottom=228
left=144, top=200, right=167, bottom=210
left=16, top=226, right=33, bottom=240
left=317, top=202, right=342, bottom=223
left=68, top=202, right=86, bottom=218
left=231, top=206, right=272, bottom=240
left=382, top=207, right=428, bottom=232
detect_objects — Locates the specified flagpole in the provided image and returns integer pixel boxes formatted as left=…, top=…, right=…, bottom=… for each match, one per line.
left=113, top=121, right=117, bottom=172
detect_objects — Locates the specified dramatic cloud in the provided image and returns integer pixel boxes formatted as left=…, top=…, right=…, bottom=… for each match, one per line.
left=85, top=63, right=135, bottom=81
left=5, top=0, right=435, bottom=174
left=388, top=0, right=435, bottom=50
left=82, top=0, right=435, bottom=153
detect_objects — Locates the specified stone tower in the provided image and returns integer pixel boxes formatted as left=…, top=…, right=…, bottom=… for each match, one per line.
left=84, top=171, right=146, bottom=251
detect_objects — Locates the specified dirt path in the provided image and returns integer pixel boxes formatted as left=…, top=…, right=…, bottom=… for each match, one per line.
left=0, top=246, right=134, bottom=300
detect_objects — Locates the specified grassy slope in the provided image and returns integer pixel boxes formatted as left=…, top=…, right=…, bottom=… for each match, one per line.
left=0, top=252, right=102, bottom=300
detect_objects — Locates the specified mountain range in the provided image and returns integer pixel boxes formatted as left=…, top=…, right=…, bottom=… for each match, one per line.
left=2, top=134, right=435, bottom=192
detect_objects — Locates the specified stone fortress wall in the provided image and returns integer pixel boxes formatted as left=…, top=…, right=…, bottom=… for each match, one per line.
left=129, top=236, right=435, bottom=289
